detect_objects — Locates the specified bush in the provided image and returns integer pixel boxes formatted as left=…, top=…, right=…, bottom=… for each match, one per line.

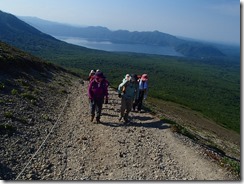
left=21, top=92, right=37, bottom=100
left=0, top=83, right=5, bottom=90
left=11, top=89, right=18, bottom=95
left=4, top=111, right=13, bottom=118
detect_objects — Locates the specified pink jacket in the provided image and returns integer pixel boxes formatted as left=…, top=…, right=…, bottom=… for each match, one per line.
left=88, top=79, right=108, bottom=100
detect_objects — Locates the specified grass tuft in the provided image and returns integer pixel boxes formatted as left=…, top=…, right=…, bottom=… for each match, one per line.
left=21, top=92, right=37, bottom=100
left=4, top=111, right=13, bottom=119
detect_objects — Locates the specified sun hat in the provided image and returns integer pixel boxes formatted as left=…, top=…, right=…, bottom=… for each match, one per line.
left=90, top=69, right=95, bottom=75
left=130, top=74, right=138, bottom=82
left=141, top=74, right=148, bottom=81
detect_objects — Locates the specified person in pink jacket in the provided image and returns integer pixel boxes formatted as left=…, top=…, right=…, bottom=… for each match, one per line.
left=88, top=71, right=108, bottom=123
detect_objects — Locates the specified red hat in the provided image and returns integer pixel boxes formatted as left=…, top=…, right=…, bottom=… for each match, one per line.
left=141, top=74, right=148, bottom=81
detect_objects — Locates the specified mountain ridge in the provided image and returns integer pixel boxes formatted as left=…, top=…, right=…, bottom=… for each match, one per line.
left=19, top=15, right=225, bottom=58
left=0, top=11, right=57, bottom=44
left=0, top=10, right=95, bottom=61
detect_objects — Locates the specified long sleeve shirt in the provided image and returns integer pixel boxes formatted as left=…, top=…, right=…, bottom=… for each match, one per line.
left=118, top=80, right=139, bottom=100
left=88, top=79, right=108, bottom=100
left=139, top=79, right=148, bottom=97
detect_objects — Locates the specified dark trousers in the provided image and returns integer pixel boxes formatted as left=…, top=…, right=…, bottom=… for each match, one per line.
left=137, top=90, right=145, bottom=111
left=90, top=98, right=104, bottom=119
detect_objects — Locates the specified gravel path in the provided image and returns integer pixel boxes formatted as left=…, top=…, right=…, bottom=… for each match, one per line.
left=12, top=79, right=236, bottom=181
left=0, top=42, right=238, bottom=181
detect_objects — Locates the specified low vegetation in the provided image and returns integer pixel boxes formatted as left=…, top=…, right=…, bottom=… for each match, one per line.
left=36, top=49, right=240, bottom=134
left=0, top=11, right=240, bottom=134
left=0, top=35, right=240, bottom=134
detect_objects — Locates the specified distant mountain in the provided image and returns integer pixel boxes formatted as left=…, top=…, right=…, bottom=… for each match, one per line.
left=0, top=11, right=56, bottom=49
left=0, top=10, right=92, bottom=60
left=0, top=10, right=231, bottom=59
left=20, top=16, right=226, bottom=58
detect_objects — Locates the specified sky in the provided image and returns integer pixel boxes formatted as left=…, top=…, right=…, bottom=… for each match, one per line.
left=0, top=0, right=241, bottom=45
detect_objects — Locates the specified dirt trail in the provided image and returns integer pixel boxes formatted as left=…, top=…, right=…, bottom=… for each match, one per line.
left=18, top=79, right=236, bottom=180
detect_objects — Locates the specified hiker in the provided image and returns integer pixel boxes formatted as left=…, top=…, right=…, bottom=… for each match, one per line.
left=137, top=75, right=141, bottom=81
left=104, top=76, right=110, bottom=88
left=137, top=73, right=148, bottom=112
left=88, top=69, right=96, bottom=82
left=122, top=74, right=131, bottom=82
left=118, top=74, right=139, bottom=124
left=132, top=74, right=140, bottom=111
left=88, top=71, right=108, bottom=123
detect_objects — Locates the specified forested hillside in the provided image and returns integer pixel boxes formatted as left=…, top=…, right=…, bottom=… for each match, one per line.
left=71, top=52, right=240, bottom=133
left=0, top=10, right=240, bottom=134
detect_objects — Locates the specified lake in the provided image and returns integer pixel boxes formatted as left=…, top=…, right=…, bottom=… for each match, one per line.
left=55, top=36, right=184, bottom=57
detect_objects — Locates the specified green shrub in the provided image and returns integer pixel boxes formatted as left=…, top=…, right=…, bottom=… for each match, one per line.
left=21, top=92, right=37, bottom=100
left=4, top=111, right=13, bottom=118
left=0, top=124, right=16, bottom=132
left=60, top=89, right=68, bottom=94
left=161, top=118, right=176, bottom=125
left=18, top=117, right=28, bottom=124
left=222, top=157, right=240, bottom=176
left=20, top=80, right=29, bottom=87
left=11, top=89, right=18, bottom=95
left=170, top=123, right=198, bottom=141
left=0, top=83, right=5, bottom=90
left=41, top=114, right=52, bottom=121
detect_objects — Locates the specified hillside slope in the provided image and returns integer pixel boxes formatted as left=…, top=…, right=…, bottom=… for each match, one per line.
left=0, top=10, right=94, bottom=61
left=0, top=41, right=81, bottom=179
left=0, top=42, right=240, bottom=180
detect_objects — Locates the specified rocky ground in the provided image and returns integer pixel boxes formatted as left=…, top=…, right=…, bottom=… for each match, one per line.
left=0, top=71, right=239, bottom=181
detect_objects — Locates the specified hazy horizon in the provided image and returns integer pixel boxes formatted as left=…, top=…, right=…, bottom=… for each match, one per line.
left=19, top=15, right=240, bottom=47
left=0, top=0, right=240, bottom=45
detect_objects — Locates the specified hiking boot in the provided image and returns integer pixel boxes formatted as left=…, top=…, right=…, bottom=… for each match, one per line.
left=124, top=119, right=130, bottom=125
left=91, top=115, right=95, bottom=122
left=123, top=117, right=129, bottom=124
left=124, top=113, right=128, bottom=122
left=118, top=116, right=123, bottom=121
left=96, top=117, right=101, bottom=124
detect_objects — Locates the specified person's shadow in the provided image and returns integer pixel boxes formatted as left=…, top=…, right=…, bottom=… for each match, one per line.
left=100, top=118, right=170, bottom=130
left=128, top=120, right=170, bottom=130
